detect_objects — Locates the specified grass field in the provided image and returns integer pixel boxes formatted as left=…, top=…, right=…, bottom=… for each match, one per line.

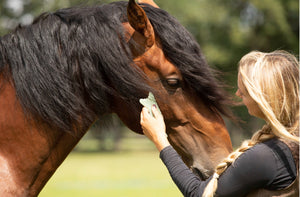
left=39, top=134, right=182, bottom=197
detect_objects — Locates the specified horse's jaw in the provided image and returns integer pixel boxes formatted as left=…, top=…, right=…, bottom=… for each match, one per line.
left=165, top=117, right=232, bottom=180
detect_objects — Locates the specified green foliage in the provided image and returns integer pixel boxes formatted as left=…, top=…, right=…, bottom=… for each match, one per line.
left=157, top=0, right=298, bottom=85
left=0, top=0, right=91, bottom=35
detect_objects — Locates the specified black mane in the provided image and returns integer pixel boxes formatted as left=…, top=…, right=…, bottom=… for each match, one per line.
left=0, top=1, right=231, bottom=133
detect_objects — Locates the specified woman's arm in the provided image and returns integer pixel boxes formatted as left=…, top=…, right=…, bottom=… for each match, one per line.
left=140, top=106, right=279, bottom=197
left=159, top=142, right=278, bottom=197
left=160, top=146, right=211, bottom=197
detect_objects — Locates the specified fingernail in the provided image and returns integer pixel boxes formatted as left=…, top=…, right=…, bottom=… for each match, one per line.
left=152, top=104, right=157, bottom=108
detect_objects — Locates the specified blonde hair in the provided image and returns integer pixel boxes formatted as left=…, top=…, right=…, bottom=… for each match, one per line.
left=202, top=50, right=300, bottom=197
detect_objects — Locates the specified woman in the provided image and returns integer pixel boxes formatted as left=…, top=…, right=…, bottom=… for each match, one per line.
left=140, top=50, right=299, bottom=197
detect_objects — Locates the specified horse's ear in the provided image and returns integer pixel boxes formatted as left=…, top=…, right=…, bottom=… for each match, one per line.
left=127, top=0, right=155, bottom=48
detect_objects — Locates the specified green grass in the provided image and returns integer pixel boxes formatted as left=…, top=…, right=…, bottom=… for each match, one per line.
left=39, top=150, right=181, bottom=197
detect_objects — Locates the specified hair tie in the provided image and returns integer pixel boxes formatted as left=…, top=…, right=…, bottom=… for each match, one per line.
left=213, top=173, right=220, bottom=179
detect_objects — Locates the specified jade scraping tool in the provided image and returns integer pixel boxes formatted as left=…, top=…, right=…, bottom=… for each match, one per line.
left=139, top=92, right=162, bottom=117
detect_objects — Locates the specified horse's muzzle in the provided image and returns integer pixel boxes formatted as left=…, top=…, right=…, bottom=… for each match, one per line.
left=191, top=165, right=211, bottom=181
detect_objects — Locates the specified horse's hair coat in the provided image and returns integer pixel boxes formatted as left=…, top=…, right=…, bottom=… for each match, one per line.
left=0, top=1, right=231, bottom=133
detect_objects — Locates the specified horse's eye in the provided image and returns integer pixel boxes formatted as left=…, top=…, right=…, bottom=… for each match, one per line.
left=166, top=78, right=180, bottom=87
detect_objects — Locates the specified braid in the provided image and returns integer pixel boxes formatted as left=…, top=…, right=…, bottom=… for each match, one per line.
left=202, top=125, right=274, bottom=197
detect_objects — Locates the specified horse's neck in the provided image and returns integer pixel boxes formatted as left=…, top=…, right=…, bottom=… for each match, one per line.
left=29, top=130, right=87, bottom=196
left=0, top=80, right=90, bottom=196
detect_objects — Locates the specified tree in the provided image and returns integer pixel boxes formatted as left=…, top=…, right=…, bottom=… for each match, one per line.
left=0, top=0, right=87, bottom=35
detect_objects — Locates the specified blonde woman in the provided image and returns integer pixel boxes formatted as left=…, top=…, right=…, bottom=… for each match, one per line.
left=140, top=50, right=299, bottom=197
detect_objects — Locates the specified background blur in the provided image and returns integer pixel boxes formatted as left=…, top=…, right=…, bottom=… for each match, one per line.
left=0, top=0, right=298, bottom=196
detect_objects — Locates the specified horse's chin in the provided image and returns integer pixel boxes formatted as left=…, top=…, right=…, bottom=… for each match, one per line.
left=126, top=124, right=144, bottom=135
left=191, top=165, right=212, bottom=181
left=132, top=129, right=144, bottom=135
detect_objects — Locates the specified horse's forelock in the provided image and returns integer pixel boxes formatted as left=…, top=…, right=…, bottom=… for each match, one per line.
left=143, top=5, right=233, bottom=117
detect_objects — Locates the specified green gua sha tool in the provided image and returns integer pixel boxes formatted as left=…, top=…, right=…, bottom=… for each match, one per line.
left=139, top=92, right=162, bottom=117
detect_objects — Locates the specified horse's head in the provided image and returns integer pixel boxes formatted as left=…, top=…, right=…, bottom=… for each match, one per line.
left=112, top=0, right=233, bottom=179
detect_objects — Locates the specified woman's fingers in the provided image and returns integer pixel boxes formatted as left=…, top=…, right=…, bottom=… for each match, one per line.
left=151, top=105, right=159, bottom=118
left=140, top=107, right=152, bottom=128
left=141, top=107, right=150, bottom=119
left=140, top=106, right=169, bottom=151
left=151, top=104, right=163, bottom=121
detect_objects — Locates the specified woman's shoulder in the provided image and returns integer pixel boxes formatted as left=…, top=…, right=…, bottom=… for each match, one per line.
left=217, top=139, right=282, bottom=194
left=232, top=138, right=293, bottom=179
left=247, top=138, right=297, bottom=189
left=248, top=138, right=292, bottom=158
left=235, top=139, right=279, bottom=170
left=261, top=138, right=290, bottom=149
left=240, top=138, right=281, bottom=160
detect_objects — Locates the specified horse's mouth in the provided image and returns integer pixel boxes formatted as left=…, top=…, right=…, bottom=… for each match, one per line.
left=191, top=166, right=211, bottom=181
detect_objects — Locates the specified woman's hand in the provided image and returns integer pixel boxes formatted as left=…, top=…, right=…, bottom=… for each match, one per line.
left=140, top=105, right=170, bottom=151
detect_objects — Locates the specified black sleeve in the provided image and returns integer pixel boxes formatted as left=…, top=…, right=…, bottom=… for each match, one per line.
left=159, top=143, right=278, bottom=197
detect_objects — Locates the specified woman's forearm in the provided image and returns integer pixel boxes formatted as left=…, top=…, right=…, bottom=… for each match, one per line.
left=160, top=146, right=209, bottom=197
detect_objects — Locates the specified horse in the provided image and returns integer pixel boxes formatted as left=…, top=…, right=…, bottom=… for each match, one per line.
left=0, top=0, right=233, bottom=196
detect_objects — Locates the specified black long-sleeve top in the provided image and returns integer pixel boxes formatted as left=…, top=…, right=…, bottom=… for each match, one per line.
left=159, top=138, right=297, bottom=197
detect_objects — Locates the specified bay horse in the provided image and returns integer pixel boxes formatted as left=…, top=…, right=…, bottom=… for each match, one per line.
left=0, top=0, right=233, bottom=196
